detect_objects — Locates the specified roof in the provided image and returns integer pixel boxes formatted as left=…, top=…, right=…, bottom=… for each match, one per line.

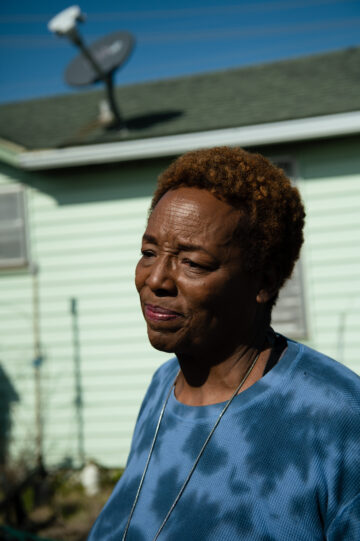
left=1, top=111, right=358, bottom=171
left=0, top=46, right=360, bottom=155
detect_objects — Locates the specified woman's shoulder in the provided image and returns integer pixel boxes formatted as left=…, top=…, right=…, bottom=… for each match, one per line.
left=140, top=357, right=178, bottom=403
left=286, top=337, right=360, bottom=413
left=151, top=356, right=179, bottom=385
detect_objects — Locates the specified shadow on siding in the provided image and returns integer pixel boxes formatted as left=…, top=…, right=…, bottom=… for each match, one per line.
left=0, top=364, right=19, bottom=466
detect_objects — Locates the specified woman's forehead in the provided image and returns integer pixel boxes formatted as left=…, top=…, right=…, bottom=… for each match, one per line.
left=151, top=187, right=239, bottom=222
left=146, top=187, right=242, bottom=247
left=157, top=192, right=203, bottom=225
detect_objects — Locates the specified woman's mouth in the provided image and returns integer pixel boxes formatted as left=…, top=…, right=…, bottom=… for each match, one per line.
left=145, top=304, right=181, bottom=321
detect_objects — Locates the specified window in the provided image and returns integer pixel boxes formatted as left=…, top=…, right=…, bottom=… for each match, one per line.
left=270, top=157, right=307, bottom=339
left=0, top=186, right=29, bottom=269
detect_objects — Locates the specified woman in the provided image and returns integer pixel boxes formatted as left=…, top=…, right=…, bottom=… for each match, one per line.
left=89, top=147, right=360, bottom=540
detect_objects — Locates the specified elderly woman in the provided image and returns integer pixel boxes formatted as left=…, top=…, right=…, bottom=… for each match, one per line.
left=89, top=147, right=360, bottom=540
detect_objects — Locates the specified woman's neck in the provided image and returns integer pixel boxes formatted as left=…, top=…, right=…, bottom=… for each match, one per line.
left=174, top=329, right=272, bottom=407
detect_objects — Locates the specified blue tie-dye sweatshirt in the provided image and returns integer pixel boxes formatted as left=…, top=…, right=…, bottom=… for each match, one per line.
left=88, top=338, right=360, bottom=540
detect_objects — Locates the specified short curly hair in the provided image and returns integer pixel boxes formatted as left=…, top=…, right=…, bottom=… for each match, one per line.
left=151, top=146, right=305, bottom=298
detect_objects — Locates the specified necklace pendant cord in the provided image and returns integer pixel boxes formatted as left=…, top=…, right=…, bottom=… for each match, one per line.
left=121, top=373, right=178, bottom=541
left=122, top=351, right=260, bottom=541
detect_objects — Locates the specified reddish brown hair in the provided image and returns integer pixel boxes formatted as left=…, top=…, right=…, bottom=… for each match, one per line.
left=151, top=146, right=305, bottom=298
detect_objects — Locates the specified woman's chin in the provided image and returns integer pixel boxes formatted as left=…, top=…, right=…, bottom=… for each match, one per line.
left=147, top=328, right=179, bottom=353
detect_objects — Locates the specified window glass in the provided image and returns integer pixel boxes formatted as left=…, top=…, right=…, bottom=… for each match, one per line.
left=0, top=187, right=29, bottom=268
left=270, top=158, right=307, bottom=339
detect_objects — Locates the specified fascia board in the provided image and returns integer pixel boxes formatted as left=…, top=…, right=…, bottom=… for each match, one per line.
left=10, top=110, right=360, bottom=170
left=0, top=138, right=25, bottom=167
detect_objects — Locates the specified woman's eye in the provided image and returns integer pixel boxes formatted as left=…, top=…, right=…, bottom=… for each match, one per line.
left=141, top=249, right=154, bottom=258
left=183, top=258, right=209, bottom=270
left=188, top=260, right=201, bottom=268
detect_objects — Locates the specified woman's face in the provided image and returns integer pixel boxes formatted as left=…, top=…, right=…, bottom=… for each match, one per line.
left=135, top=187, right=265, bottom=358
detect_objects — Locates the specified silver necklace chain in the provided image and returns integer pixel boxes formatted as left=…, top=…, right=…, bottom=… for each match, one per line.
left=122, top=351, right=260, bottom=541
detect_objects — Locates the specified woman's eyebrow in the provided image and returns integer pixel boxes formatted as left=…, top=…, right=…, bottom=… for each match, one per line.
left=142, top=233, right=157, bottom=244
left=177, top=242, right=209, bottom=254
left=142, top=233, right=218, bottom=260
left=143, top=234, right=212, bottom=255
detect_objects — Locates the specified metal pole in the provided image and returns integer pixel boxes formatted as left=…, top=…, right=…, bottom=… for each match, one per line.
left=32, top=264, right=44, bottom=469
left=71, top=298, right=85, bottom=466
left=105, top=74, right=127, bottom=130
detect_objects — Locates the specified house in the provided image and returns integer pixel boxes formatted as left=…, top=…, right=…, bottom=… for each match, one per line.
left=0, top=46, right=359, bottom=468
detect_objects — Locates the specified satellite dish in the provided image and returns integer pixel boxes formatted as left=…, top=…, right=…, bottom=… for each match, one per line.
left=48, top=6, right=135, bottom=131
left=65, top=31, right=134, bottom=86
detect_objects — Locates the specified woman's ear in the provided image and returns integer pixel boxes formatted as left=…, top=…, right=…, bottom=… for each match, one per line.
left=256, top=287, right=277, bottom=304
left=256, top=268, right=279, bottom=304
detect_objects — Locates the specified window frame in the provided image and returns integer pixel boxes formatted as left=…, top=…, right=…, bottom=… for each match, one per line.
left=268, top=155, right=308, bottom=340
left=0, top=184, right=31, bottom=270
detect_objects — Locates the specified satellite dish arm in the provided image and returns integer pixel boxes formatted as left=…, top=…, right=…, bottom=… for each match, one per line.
left=70, top=33, right=125, bottom=128
left=70, top=32, right=105, bottom=79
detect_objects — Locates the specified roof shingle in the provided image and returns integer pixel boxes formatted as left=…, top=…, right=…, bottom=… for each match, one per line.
left=1, top=46, right=360, bottom=151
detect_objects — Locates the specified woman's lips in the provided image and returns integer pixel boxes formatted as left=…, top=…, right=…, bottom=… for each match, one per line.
left=145, top=304, right=181, bottom=321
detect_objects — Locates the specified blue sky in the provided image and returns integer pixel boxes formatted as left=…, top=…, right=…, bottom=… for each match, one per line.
left=1, top=0, right=360, bottom=104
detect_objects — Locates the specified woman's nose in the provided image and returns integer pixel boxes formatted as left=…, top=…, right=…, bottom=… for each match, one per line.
left=146, top=256, right=177, bottom=295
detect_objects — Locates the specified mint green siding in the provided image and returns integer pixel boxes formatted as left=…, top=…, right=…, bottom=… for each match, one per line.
left=0, top=142, right=359, bottom=469
left=299, top=173, right=360, bottom=373
left=0, top=161, right=170, bottom=468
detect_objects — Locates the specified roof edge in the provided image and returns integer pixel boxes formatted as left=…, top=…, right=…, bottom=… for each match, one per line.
left=5, top=111, right=360, bottom=170
left=0, top=138, right=26, bottom=167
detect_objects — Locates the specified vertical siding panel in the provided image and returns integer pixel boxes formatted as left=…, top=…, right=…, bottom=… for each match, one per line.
left=1, top=166, right=172, bottom=468
left=299, top=174, right=360, bottom=375
left=29, top=179, right=169, bottom=467
left=0, top=172, right=37, bottom=464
